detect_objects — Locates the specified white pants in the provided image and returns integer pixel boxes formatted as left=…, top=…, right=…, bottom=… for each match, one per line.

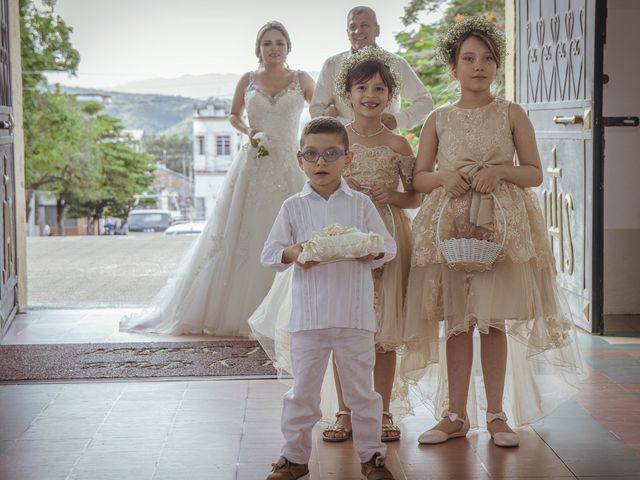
left=281, top=327, right=385, bottom=464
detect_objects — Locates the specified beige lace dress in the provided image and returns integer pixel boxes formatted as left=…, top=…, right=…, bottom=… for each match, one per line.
left=400, top=98, right=583, bottom=426
left=344, top=144, right=415, bottom=352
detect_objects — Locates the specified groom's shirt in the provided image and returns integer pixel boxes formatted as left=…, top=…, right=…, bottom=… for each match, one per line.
left=261, top=178, right=396, bottom=333
left=309, top=49, right=433, bottom=130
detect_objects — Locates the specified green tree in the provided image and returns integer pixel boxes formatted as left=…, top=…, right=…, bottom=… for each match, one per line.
left=20, top=0, right=80, bottom=91
left=20, top=1, right=154, bottom=234
left=66, top=103, right=155, bottom=234
left=396, top=0, right=505, bottom=140
left=20, top=0, right=82, bottom=224
left=24, top=89, right=99, bottom=234
left=145, top=134, right=192, bottom=175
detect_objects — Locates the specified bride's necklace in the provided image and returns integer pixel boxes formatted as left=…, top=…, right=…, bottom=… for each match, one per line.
left=348, top=123, right=385, bottom=138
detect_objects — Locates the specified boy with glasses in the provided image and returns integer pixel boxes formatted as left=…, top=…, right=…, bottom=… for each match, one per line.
left=262, top=117, right=396, bottom=480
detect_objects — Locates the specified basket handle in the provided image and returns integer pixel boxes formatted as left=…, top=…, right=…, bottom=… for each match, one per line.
left=436, top=192, right=507, bottom=249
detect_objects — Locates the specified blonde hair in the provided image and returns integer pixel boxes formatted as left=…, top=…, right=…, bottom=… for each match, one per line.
left=255, top=21, right=292, bottom=63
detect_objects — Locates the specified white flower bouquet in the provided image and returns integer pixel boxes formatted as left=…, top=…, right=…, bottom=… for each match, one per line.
left=297, top=224, right=385, bottom=263
left=250, top=132, right=270, bottom=158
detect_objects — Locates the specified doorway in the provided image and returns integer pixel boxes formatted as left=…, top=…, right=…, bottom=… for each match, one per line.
left=602, top=0, right=640, bottom=335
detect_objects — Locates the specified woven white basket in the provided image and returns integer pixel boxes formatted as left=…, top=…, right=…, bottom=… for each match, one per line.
left=436, top=192, right=507, bottom=272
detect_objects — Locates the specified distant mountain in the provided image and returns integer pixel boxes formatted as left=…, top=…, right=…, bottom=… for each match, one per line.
left=60, top=86, right=228, bottom=138
left=109, top=73, right=242, bottom=99
left=58, top=68, right=318, bottom=138
left=107, top=71, right=319, bottom=99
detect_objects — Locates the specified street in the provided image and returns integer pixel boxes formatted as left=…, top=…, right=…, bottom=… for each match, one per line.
left=27, top=234, right=197, bottom=308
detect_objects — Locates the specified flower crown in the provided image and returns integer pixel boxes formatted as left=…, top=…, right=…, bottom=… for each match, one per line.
left=334, top=46, right=401, bottom=105
left=435, top=16, right=506, bottom=66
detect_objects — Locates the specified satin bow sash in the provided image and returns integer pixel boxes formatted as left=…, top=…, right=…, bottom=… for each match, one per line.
left=452, top=150, right=508, bottom=230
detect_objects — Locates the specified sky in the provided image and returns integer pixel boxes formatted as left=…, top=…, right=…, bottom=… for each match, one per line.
left=43, top=0, right=439, bottom=90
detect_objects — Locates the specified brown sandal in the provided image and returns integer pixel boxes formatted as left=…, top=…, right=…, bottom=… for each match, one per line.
left=381, top=411, right=401, bottom=442
left=322, top=411, right=352, bottom=443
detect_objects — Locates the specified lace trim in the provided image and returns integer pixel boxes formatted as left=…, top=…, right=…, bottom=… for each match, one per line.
left=347, top=144, right=416, bottom=189
left=246, top=70, right=301, bottom=105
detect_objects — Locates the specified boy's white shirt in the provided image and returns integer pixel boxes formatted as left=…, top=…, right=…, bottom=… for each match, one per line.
left=309, top=49, right=434, bottom=130
left=261, top=178, right=396, bottom=333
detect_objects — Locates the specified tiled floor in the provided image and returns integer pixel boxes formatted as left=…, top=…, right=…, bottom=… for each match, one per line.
left=1, top=309, right=640, bottom=480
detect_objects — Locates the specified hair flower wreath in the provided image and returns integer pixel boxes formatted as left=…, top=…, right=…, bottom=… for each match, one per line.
left=435, top=16, right=506, bottom=66
left=334, top=46, right=402, bottom=105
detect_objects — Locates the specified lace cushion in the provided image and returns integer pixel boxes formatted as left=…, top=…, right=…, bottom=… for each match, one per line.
left=297, top=224, right=385, bottom=263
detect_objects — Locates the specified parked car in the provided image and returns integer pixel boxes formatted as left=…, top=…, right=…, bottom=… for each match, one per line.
left=163, top=221, right=205, bottom=236
left=126, top=209, right=172, bottom=232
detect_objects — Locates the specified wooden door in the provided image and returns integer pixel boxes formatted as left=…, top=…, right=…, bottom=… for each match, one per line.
left=516, top=0, right=605, bottom=332
left=0, top=0, right=18, bottom=334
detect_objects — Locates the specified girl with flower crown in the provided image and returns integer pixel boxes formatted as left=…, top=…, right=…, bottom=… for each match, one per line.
left=400, top=17, right=583, bottom=447
left=319, top=47, right=422, bottom=444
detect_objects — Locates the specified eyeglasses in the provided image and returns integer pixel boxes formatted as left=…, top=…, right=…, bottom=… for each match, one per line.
left=298, top=148, right=348, bottom=164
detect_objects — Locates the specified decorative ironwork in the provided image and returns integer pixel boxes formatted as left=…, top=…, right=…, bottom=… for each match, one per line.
left=524, top=1, right=585, bottom=103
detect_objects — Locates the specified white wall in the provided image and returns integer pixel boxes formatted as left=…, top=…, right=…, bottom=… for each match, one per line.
left=194, top=173, right=227, bottom=219
left=193, top=115, right=242, bottom=173
left=603, top=0, right=640, bottom=315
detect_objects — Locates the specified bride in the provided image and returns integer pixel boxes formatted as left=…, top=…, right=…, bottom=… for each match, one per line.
left=121, top=21, right=315, bottom=336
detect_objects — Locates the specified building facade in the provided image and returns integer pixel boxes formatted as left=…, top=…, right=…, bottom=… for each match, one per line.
left=192, top=102, right=242, bottom=219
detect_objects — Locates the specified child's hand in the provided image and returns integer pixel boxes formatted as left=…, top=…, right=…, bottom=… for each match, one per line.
left=283, top=243, right=318, bottom=269
left=370, top=184, right=396, bottom=205
left=283, top=243, right=303, bottom=264
left=346, top=178, right=362, bottom=191
left=356, top=254, right=376, bottom=262
left=471, top=167, right=503, bottom=194
left=440, top=171, right=471, bottom=197
left=296, top=258, right=319, bottom=269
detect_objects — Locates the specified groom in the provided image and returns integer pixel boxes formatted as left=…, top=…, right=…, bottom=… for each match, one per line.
left=310, top=6, right=433, bottom=130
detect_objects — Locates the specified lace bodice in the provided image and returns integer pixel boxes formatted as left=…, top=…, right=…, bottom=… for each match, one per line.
left=245, top=70, right=304, bottom=142
left=344, top=144, right=415, bottom=192
left=412, top=97, right=555, bottom=269
left=436, top=97, right=515, bottom=172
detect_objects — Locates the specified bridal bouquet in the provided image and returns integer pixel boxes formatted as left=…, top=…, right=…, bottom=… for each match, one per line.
left=250, top=132, right=270, bottom=158
left=297, top=224, right=385, bottom=263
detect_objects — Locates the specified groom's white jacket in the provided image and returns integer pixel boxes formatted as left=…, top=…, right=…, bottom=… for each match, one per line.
left=309, top=49, right=433, bottom=130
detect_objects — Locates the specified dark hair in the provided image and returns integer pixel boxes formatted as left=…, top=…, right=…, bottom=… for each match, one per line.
left=450, top=31, right=502, bottom=69
left=300, top=117, right=349, bottom=150
left=255, top=21, right=292, bottom=62
left=347, top=6, right=378, bottom=25
left=345, top=59, right=396, bottom=98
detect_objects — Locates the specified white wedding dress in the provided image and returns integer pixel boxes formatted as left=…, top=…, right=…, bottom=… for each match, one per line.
left=120, top=71, right=305, bottom=336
